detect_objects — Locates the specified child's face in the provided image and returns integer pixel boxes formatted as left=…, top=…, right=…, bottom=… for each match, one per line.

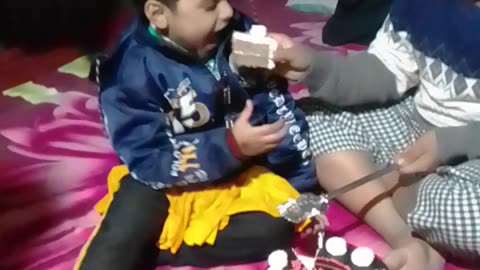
left=148, top=0, right=234, bottom=58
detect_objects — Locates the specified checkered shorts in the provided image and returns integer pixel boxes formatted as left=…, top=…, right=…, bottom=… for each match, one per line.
left=306, top=97, right=480, bottom=256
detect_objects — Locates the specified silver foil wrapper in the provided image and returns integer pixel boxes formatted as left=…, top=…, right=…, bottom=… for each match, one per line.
left=277, top=193, right=329, bottom=223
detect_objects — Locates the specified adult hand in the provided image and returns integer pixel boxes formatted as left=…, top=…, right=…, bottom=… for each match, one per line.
left=269, top=33, right=314, bottom=82
left=394, top=131, right=440, bottom=175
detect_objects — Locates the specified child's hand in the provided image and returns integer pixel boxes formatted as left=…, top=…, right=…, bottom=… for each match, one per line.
left=300, top=215, right=329, bottom=238
left=268, top=33, right=314, bottom=82
left=232, top=100, right=287, bottom=157
left=394, top=131, right=440, bottom=175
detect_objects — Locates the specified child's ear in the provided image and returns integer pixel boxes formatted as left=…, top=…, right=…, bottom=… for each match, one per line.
left=144, top=0, right=169, bottom=30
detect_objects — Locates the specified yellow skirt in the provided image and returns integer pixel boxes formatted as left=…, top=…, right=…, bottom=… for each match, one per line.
left=95, top=165, right=309, bottom=254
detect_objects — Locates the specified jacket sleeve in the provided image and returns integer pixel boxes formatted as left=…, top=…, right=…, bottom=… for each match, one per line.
left=250, top=78, right=317, bottom=191
left=99, top=81, right=244, bottom=190
left=304, top=15, right=419, bottom=107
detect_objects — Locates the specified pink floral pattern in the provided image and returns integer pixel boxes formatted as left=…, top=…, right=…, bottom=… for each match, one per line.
left=0, top=1, right=465, bottom=269
left=0, top=90, right=120, bottom=269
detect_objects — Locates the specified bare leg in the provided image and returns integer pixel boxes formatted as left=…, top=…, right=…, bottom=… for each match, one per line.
left=316, top=151, right=410, bottom=247
left=316, top=151, right=445, bottom=269
left=386, top=174, right=420, bottom=221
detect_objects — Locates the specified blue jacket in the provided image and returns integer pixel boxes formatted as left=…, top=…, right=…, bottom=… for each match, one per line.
left=96, top=12, right=316, bottom=192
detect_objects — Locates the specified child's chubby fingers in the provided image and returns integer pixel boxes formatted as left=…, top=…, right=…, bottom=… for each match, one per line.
left=255, top=119, right=285, bottom=136
left=261, top=135, right=285, bottom=149
left=261, top=125, right=288, bottom=143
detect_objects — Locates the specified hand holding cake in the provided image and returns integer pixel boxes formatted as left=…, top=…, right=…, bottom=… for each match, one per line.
left=268, top=33, right=315, bottom=82
left=232, top=25, right=278, bottom=69
left=231, top=28, right=314, bottom=82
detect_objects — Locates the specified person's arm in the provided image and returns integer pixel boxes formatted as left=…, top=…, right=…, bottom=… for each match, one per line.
left=304, top=15, right=419, bottom=106
left=435, top=122, right=480, bottom=163
left=251, top=77, right=316, bottom=191
left=100, top=82, right=244, bottom=190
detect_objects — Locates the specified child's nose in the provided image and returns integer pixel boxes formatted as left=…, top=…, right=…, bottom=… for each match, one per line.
left=218, top=0, right=234, bottom=23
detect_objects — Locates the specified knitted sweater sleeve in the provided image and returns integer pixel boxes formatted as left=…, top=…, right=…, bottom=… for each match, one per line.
left=304, top=15, right=420, bottom=106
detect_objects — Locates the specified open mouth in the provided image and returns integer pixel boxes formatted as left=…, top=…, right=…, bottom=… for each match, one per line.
left=204, top=32, right=222, bottom=51
left=202, top=25, right=231, bottom=54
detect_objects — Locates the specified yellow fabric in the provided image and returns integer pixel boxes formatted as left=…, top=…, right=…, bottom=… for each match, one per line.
left=95, top=165, right=310, bottom=254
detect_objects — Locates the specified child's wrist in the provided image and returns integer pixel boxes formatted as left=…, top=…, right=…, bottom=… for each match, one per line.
left=225, top=129, right=246, bottom=160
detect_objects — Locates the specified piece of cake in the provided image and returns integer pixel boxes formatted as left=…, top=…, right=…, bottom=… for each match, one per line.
left=231, top=25, right=278, bottom=69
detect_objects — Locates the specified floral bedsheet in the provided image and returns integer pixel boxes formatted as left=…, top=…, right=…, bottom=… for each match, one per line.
left=0, top=1, right=462, bottom=269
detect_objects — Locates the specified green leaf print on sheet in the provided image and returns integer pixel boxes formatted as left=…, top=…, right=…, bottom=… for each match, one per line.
left=2, top=56, right=92, bottom=105
left=3, top=82, right=60, bottom=105
left=286, top=0, right=337, bottom=16
left=57, top=56, right=91, bottom=79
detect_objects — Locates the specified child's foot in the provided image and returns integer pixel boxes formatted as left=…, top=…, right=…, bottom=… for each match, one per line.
left=383, top=238, right=445, bottom=270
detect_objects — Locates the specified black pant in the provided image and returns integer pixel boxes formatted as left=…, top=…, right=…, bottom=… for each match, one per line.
left=76, top=175, right=294, bottom=270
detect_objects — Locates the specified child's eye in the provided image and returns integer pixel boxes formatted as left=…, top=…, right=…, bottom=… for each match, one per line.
left=205, top=4, right=217, bottom=11
left=205, top=0, right=219, bottom=11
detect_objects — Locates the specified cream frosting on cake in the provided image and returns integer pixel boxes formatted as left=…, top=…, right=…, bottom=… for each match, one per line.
left=267, top=249, right=289, bottom=270
left=325, top=237, right=347, bottom=257
left=350, top=247, right=375, bottom=267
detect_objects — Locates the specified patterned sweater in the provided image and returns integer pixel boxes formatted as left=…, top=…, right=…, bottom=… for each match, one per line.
left=305, top=0, right=480, bottom=163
